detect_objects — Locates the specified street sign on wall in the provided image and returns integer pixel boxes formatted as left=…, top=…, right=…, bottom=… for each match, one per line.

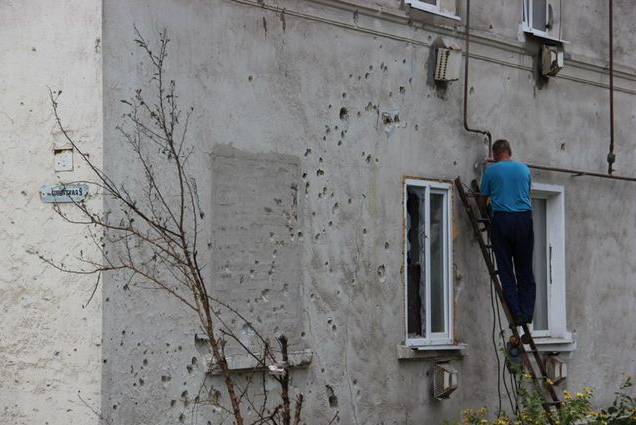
left=40, top=183, right=89, bottom=203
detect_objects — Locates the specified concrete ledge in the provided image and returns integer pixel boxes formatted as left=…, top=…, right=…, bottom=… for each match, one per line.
left=397, top=343, right=467, bottom=361
left=532, top=337, right=577, bottom=354
left=207, top=349, right=313, bottom=375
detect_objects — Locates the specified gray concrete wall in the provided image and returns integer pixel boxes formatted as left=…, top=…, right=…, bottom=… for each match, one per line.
left=100, top=0, right=636, bottom=424
left=0, top=1, right=103, bottom=424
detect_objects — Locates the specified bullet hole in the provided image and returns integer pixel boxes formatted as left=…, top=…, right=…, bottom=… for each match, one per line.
left=170, top=400, right=177, bottom=407
left=334, top=125, right=339, bottom=130
left=337, top=140, right=342, bottom=146
left=403, top=59, right=406, bottom=64
left=328, top=221, right=333, bottom=227
left=415, top=124, right=419, bottom=131
left=178, top=346, right=182, bottom=351
left=377, top=264, right=386, bottom=283
left=394, top=114, right=400, bottom=123
left=319, top=157, right=323, bottom=163
left=301, top=331, right=306, bottom=337
left=304, top=148, right=311, bottom=157
left=181, top=390, right=188, bottom=400
left=162, top=375, right=172, bottom=382
left=143, top=359, right=148, bottom=366
left=139, top=378, right=145, bottom=386
left=340, top=130, right=345, bottom=137
left=332, top=324, right=337, bottom=331
left=365, top=72, right=370, bottom=79
left=322, top=136, right=327, bottom=141
left=453, top=160, right=457, bottom=166
left=399, top=86, right=405, bottom=94
left=326, top=385, right=338, bottom=408
left=342, top=92, right=347, bottom=99
left=332, top=202, right=339, bottom=213
left=382, top=113, right=393, bottom=125
left=339, top=107, right=348, bottom=120
left=366, top=154, right=372, bottom=164
left=325, top=261, right=329, bottom=266
left=305, top=182, right=310, bottom=194
left=385, top=242, right=390, bottom=249
left=113, top=405, right=117, bottom=410
left=349, top=74, right=353, bottom=78
left=248, top=75, right=253, bottom=82
left=328, top=104, right=332, bottom=109
left=470, top=86, right=475, bottom=95
left=179, top=413, right=185, bottom=422
left=560, top=143, right=566, bottom=151
left=369, top=65, right=373, bottom=71
left=298, top=231, right=303, bottom=239
left=348, top=198, right=352, bottom=204
left=363, top=228, right=367, bottom=234
left=315, top=233, right=320, bottom=241
left=317, top=169, right=324, bottom=176
left=357, top=111, right=361, bottom=117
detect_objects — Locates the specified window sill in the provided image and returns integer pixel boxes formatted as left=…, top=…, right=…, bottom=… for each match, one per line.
left=397, top=343, right=467, bottom=361
left=207, top=349, right=313, bottom=375
left=522, top=28, right=568, bottom=44
left=531, top=336, right=576, bottom=353
left=405, top=2, right=461, bottom=22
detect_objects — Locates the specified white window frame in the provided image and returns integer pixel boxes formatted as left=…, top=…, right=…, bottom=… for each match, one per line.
left=403, top=179, right=454, bottom=347
left=405, top=0, right=461, bottom=22
left=522, top=0, right=550, bottom=37
left=530, top=183, right=571, bottom=342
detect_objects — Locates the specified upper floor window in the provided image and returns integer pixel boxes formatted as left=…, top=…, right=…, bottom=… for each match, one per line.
left=522, top=0, right=563, bottom=41
left=405, top=0, right=460, bottom=21
left=404, top=179, right=454, bottom=347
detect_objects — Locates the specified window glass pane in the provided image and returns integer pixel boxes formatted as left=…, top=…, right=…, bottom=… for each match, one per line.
left=430, top=192, right=446, bottom=333
left=532, top=198, right=548, bottom=331
left=422, top=0, right=437, bottom=5
left=406, top=187, right=425, bottom=338
left=532, top=0, right=547, bottom=31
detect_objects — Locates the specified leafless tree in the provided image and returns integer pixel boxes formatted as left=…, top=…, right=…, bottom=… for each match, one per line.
left=38, top=27, right=336, bottom=425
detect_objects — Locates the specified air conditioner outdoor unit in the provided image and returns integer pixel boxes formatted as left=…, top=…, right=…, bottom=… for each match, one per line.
left=545, top=356, right=567, bottom=385
left=542, top=45, right=564, bottom=77
left=434, top=46, right=462, bottom=82
left=433, top=362, right=458, bottom=399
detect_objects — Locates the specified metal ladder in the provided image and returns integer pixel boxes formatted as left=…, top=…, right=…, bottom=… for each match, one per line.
left=454, top=177, right=561, bottom=421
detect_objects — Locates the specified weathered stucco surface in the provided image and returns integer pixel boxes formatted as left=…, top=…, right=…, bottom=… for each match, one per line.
left=3, top=0, right=636, bottom=424
left=0, top=1, right=103, bottom=424
left=97, top=1, right=636, bottom=424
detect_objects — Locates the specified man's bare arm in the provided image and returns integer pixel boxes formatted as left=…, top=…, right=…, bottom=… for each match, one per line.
left=477, top=195, right=489, bottom=217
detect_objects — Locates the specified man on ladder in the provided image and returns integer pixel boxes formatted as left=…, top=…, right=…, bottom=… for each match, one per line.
left=477, top=139, right=536, bottom=327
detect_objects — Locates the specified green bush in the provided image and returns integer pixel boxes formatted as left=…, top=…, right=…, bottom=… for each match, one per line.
left=445, top=377, right=636, bottom=425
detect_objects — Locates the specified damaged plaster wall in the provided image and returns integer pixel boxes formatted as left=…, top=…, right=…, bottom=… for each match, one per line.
left=100, top=0, right=636, bottom=424
left=0, top=1, right=103, bottom=424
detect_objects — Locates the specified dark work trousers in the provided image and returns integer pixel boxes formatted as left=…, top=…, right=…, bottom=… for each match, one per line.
left=491, top=211, right=536, bottom=322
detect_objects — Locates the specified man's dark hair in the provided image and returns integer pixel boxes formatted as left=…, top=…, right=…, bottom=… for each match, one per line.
left=493, top=139, right=512, bottom=156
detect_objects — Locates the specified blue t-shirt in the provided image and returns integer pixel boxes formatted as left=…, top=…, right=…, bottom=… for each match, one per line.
left=480, top=160, right=532, bottom=212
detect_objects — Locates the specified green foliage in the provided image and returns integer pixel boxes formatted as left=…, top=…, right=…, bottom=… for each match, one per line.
left=446, top=377, right=636, bottom=425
